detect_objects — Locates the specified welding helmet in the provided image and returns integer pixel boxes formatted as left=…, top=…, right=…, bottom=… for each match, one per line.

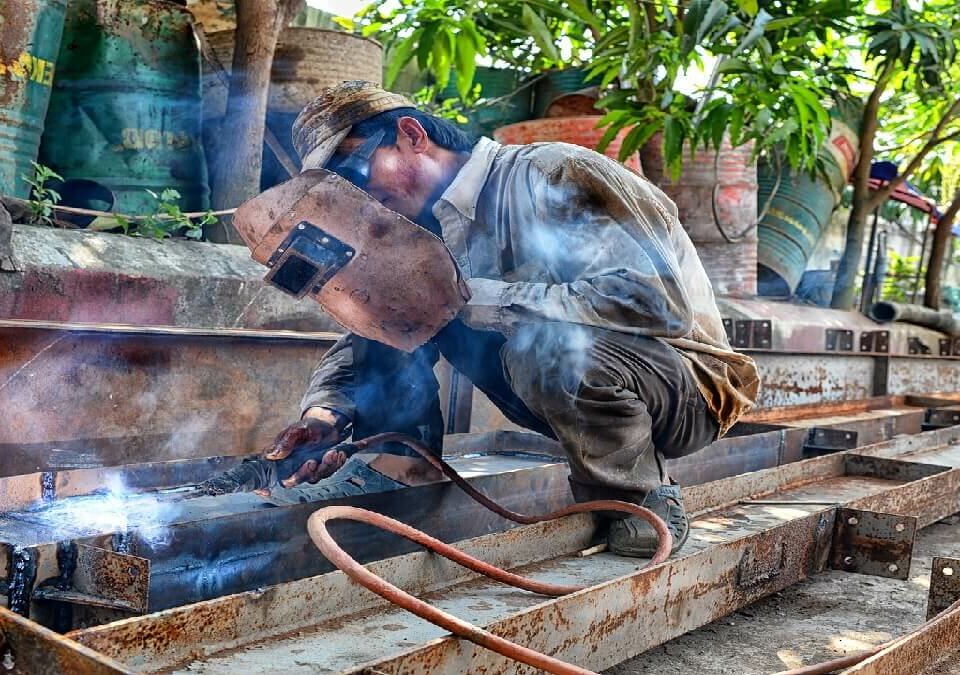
left=233, top=169, right=470, bottom=352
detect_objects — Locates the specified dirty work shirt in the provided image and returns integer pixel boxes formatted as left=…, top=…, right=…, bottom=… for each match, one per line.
left=300, top=138, right=760, bottom=493
left=433, top=138, right=759, bottom=434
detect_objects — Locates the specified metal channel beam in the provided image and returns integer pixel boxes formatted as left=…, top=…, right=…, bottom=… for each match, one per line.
left=841, top=601, right=960, bottom=674
left=0, top=460, right=573, bottom=618
left=0, top=325, right=333, bottom=477
left=63, top=430, right=960, bottom=673
left=0, top=606, right=131, bottom=674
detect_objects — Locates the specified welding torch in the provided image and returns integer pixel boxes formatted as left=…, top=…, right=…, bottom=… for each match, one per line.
left=197, top=439, right=361, bottom=495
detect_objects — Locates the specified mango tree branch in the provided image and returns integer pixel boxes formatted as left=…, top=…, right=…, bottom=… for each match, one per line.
left=923, top=188, right=960, bottom=309
left=866, top=96, right=960, bottom=213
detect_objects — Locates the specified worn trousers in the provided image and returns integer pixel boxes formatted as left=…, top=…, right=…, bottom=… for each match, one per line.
left=352, top=320, right=719, bottom=495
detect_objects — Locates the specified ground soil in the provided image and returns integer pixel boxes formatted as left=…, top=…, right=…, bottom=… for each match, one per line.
left=606, top=515, right=960, bottom=674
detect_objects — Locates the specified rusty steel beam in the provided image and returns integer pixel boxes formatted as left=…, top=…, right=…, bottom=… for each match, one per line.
left=0, top=323, right=334, bottom=478
left=60, top=428, right=960, bottom=673
left=841, top=599, right=960, bottom=674
left=0, top=606, right=131, bottom=674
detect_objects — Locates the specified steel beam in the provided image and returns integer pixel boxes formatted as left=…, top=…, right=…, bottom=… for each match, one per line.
left=0, top=606, right=130, bottom=674
left=841, top=600, right=960, bottom=674
left=0, top=324, right=334, bottom=478
left=63, top=430, right=960, bottom=673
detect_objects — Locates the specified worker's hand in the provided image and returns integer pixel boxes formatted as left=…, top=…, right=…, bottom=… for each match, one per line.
left=277, top=447, right=349, bottom=488
left=262, top=409, right=351, bottom=488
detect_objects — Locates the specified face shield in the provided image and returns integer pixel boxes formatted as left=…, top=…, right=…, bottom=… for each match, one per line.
left=233, top=170, right=470, bottom=352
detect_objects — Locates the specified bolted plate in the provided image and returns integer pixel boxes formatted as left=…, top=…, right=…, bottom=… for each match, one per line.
left=927, top=556, right=960, bottom=620
left=829, top=508, right=916, bottom=580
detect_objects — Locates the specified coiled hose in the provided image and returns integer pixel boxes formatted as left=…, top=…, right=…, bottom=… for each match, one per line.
left=306, top=432, right=672, bottom=675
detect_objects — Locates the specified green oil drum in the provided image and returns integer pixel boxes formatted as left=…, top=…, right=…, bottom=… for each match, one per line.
left=438, top=67, right=531, bottom=139
left=39, top=0, right=208, bottom=214
left=757, top=96, right=863, bottom=295
left=0, top=0, right=67, bottom=198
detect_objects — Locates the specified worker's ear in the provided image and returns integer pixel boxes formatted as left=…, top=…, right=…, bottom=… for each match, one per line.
left=396, top=117, right=430, bottom=154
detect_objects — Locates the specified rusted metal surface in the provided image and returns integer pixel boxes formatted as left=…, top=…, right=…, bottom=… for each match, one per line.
left=926, top=556, right=960, bottom=620
left=73, top=545, right=149, bottom=612
left=336, top=512, right=833, bottom=675
left=829, top=508, right=916, bottom=579
left=842, top=598, right=960, bottom=674
left=0, top=606, right=131, bottom=674
left=1, top=458, right=573, bottom=622
left=0, top=324, right=334, bottom=478
left=69, top=515, right=597, bottom=669
left=56, top=424, right=960, bottom=673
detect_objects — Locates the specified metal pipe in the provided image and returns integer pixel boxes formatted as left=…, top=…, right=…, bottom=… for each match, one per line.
left=869, top=300, right=960, bottom=335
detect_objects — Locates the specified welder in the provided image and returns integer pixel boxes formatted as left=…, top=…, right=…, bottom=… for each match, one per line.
left=233, top=80, right=759, bottom=558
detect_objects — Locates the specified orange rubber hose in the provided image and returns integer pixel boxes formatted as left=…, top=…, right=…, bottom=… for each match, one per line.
left=307, top=432, right=673, bottom=674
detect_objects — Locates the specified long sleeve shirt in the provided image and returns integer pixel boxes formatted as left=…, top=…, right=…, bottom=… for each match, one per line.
left=303, top=138, right=760, bottom=437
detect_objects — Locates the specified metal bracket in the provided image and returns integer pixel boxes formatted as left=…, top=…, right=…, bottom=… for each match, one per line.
left=830, top=508, right=917, bottom=579
left=859, top=330, right=890, bottom=353
left=803, top=427, right=858, bottom=457
left=938, top=337, right=960, bottom=357
left=908, top=336, right=932, bottom=355
left=32, top=545, right=149, bottom=613
left=927, top=556, right=960, bottom=619
left=726, top=319, right=772, bottom=350
left=922, top=407, right=960, bottom=431
left=825, top=329, right=854, bottom=352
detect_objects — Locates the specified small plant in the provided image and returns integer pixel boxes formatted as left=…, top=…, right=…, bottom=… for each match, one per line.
left=882, top=251, right=925, bottom=303
left=22, top=161, right=62, bottom=226
left=111, top=189, right=215, bottom=240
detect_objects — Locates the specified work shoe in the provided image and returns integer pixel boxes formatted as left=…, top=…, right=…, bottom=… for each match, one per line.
left=606, top=482, right=690, bottom=558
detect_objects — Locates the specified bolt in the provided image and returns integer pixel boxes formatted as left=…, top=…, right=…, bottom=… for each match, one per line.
left=888, top=564, right=899, bottom=573
left=943, top=567, right=955, bottom=576
left=848, top=517, right=859, bottom=525
left=843, top=556, right=854, bottom=565
left=297, top=223, right=305, bottom=230
left=321, top=237, right=330, bottom=244
left=346, top=251, right=354, bottom=257
left=895, top=523, right=906, bottom=532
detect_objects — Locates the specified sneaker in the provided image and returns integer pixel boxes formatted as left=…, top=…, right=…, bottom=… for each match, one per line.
left=606, top=482, right=690, bottom=558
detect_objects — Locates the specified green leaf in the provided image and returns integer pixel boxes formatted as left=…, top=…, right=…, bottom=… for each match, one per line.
left=454, top=30, right=477, bottom=99
left=565, top=0, right=602, bottom=31
left=522, top=6, right=560, bottom=62
left=416, top=24, right=437, bottom=71
left=431, top=30, right=453, bottom=89
left=385, top=30, right=419, bottom=87
left=735, top=8, right=772, bottom=55
left=716, top=57, right=752, bottom=75
left=663, top=116, right=685, bottom=175
left=735, top=0, right=758, bottom=17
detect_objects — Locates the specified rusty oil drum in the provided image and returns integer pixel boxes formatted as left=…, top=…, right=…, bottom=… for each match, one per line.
left=0, top=0, right=67, bottom=198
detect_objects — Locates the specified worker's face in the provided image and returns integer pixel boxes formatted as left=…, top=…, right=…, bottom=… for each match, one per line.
left=330, top=117, right=446, bottom=223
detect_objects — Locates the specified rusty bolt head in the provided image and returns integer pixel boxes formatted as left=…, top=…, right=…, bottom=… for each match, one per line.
left=847, top=517, right=859, bottom=525
left=888, top=564, right=899, bottom=573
